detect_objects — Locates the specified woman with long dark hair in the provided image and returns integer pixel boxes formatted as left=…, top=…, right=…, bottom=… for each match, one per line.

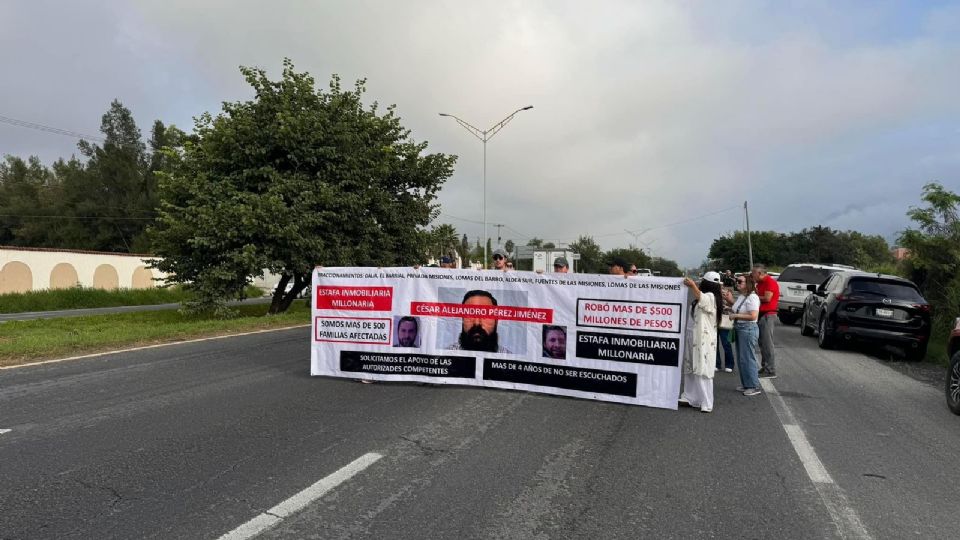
left=679, top=272, right=724, bottom=412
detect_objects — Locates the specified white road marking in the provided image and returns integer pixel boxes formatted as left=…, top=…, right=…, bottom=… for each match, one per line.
left=0, top=324, right=310, bottom=371
left=217, top=452, right=383, bottom=540
left=0, top=429, right=11, bottom=435
left=761, top=378, right=872, bottom=539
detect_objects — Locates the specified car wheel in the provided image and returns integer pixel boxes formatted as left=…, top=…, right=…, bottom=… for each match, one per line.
left=948, top=351, right=960, bottom=415
left=778, top=312, right=798, bottom=325
left=905, top=344, right=928, bottom=362
left=817, top=313, right=834, bottom=349
left=800, top=309, right=814, bottom=336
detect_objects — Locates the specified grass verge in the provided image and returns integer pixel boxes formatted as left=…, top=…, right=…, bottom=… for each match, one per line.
left=0, top=301, right=309, bottom=368
left=0, top=285, right=267, bottom=314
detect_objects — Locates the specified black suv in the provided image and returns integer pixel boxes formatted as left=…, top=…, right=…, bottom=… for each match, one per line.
left=799, top=271, right=931, bottom=360
left=946, top=319, right=960, bottom=415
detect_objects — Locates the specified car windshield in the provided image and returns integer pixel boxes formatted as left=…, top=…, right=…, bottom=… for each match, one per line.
left=778, top=266, right=836, bottom=285
left=847, top=279, right=925, bottom=302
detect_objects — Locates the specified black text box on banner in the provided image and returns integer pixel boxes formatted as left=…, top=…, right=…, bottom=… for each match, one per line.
left=482, top=359, right=637, bottom=398
left=576, top=298, right=682, bottom=334
left=575, top=331, right=680, bottom=366
left=340, top=351, right=476, bottom=378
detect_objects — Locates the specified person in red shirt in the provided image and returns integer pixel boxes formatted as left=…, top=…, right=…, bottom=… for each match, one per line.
left=752, top=264, right=780, bottom=378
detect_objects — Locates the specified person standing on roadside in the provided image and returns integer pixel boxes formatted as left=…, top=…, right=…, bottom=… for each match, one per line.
left=608, top=257, right=629, bottom=276
left=752, top=264, right=780, bottom=378
left=716, top=285, right=735, bottom=373
left=492, top=248, right=509, bottom=270
left=679, top=271, right=723, bottom=413
left=729, top=275, right=761, bottom=395
left=722, top=270, right=736, bottom=288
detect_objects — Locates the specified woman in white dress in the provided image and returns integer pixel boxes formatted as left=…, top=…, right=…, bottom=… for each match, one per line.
left=679, top=272, right=724, bottom=412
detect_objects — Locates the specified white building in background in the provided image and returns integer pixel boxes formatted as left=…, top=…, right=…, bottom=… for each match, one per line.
left=0, top=246, right=167, bottom=294
left=513, top=246, right=580, bottom=273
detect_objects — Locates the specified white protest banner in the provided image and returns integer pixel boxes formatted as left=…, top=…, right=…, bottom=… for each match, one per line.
left=310, top=267, right=688, bottom=409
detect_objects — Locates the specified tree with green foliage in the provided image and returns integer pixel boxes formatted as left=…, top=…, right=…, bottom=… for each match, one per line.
left=504, top=239, right=515, bottom=256
left=649, top=257, right=683, bottom=277
left=66, top=100, right=156, bottom=252
left=459, top=234, right=470, bottom=267
left=470, top=237, right=484, bottom=266
left=150, top=59, right=456, bottom=314
left=569, top=235, right=603, bottom=273
left=603, top=247, right=649, bottom=271
left=708, top=227, right=893, bottom=271
left=0, top=156, right=55, bottom=246
left=899, top=183, right=960, bottom=346
left=428, top=223, right=459, bottom=261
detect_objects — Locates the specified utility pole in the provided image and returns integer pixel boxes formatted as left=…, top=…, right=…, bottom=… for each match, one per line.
left=745, top=201, right=754, bottom=269
left=439, top=106, right=533, bottom=268
left=494, top=223, right=504, bottom=246
left=624, top=228, right=651, bottom=248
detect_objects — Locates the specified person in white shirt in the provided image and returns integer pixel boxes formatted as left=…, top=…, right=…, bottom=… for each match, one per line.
left=679, top=271, right=724, bottom=413
left=728, top=275, right=762, bottom=396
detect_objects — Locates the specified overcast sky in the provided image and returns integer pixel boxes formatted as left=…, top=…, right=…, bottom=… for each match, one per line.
left=2, top=1, right=958, bottom=266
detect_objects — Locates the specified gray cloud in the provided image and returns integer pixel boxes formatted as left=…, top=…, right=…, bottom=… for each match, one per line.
left=2, top=1, right=958, bottom=265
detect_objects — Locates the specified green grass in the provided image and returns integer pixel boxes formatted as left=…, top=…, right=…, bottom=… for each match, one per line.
left=925, top=315, right=953, bottom=366
left=0, top=285, right=267, bottom=313
left=0, top=301, right=309, bottom=367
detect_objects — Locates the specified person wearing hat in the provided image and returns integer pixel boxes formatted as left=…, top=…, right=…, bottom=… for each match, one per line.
left=607, top=257, right=629, bottom=276
left=678, top=271, right=724, bottom=413
left=492, top=247, right=509, bottom=270
left=439, top=255, right=455, bottom=268
left=552, top=257, right=570, bottom=273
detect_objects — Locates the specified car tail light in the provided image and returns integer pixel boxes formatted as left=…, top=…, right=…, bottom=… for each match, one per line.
left=835, top=293, right=846, bottom=301
left=912, top=304, right=930, bottom=313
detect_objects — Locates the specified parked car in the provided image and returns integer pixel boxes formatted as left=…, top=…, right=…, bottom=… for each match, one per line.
left=947, top=318, right=960, bottom=415
left=799, top=271, right=931, bottom=361
left=777, top=263, right=857, bottom=325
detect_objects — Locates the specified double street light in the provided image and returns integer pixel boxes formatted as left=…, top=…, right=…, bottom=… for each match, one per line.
left=439, top=105, right=533, bottom=268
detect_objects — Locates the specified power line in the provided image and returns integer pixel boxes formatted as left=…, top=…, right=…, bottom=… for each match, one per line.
left=439, top=211, right=484, bottom=225
left=0, top=114, right=106, bottom=143
left=440, top=204, right=740, bottom=248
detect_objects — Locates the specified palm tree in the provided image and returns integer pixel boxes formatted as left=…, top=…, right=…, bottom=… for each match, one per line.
left=429, top=224, right=459, bottom=260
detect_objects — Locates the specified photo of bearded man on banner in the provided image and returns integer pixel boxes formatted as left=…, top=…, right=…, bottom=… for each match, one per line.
left=439, top=288, right=528, bottom=354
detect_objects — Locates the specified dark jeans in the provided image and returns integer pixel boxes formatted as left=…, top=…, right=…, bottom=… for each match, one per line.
left=716, top=328, right=734, bottom=369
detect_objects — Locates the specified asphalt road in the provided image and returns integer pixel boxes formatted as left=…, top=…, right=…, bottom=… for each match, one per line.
left=1, top=324, right=957, bottom=539
left=0, top=297, right=273, bottom=322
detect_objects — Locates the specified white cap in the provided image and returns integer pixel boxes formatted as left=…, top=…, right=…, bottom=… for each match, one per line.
left=703, top=271, right=722, bottom=283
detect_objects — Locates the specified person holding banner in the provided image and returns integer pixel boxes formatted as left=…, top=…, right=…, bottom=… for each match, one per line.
left=679, top=272, right=723, bottom=412
left=716, top=287, right=735, bottom=373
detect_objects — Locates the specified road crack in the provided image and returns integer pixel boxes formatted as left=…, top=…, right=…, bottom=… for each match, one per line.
left=398, top=434, right=449, bottom=456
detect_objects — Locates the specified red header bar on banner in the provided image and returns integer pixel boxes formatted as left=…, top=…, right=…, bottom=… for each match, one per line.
left=315, top=286, right=393, bottom=311
left=411, top=302, right=553, bottom=323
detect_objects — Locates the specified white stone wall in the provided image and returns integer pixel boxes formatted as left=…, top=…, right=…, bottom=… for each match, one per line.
left=0, top=247, right=168, bottom=293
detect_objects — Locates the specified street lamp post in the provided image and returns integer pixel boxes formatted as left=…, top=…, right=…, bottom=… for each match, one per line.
left=439, top=105, right=533, bottom=268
